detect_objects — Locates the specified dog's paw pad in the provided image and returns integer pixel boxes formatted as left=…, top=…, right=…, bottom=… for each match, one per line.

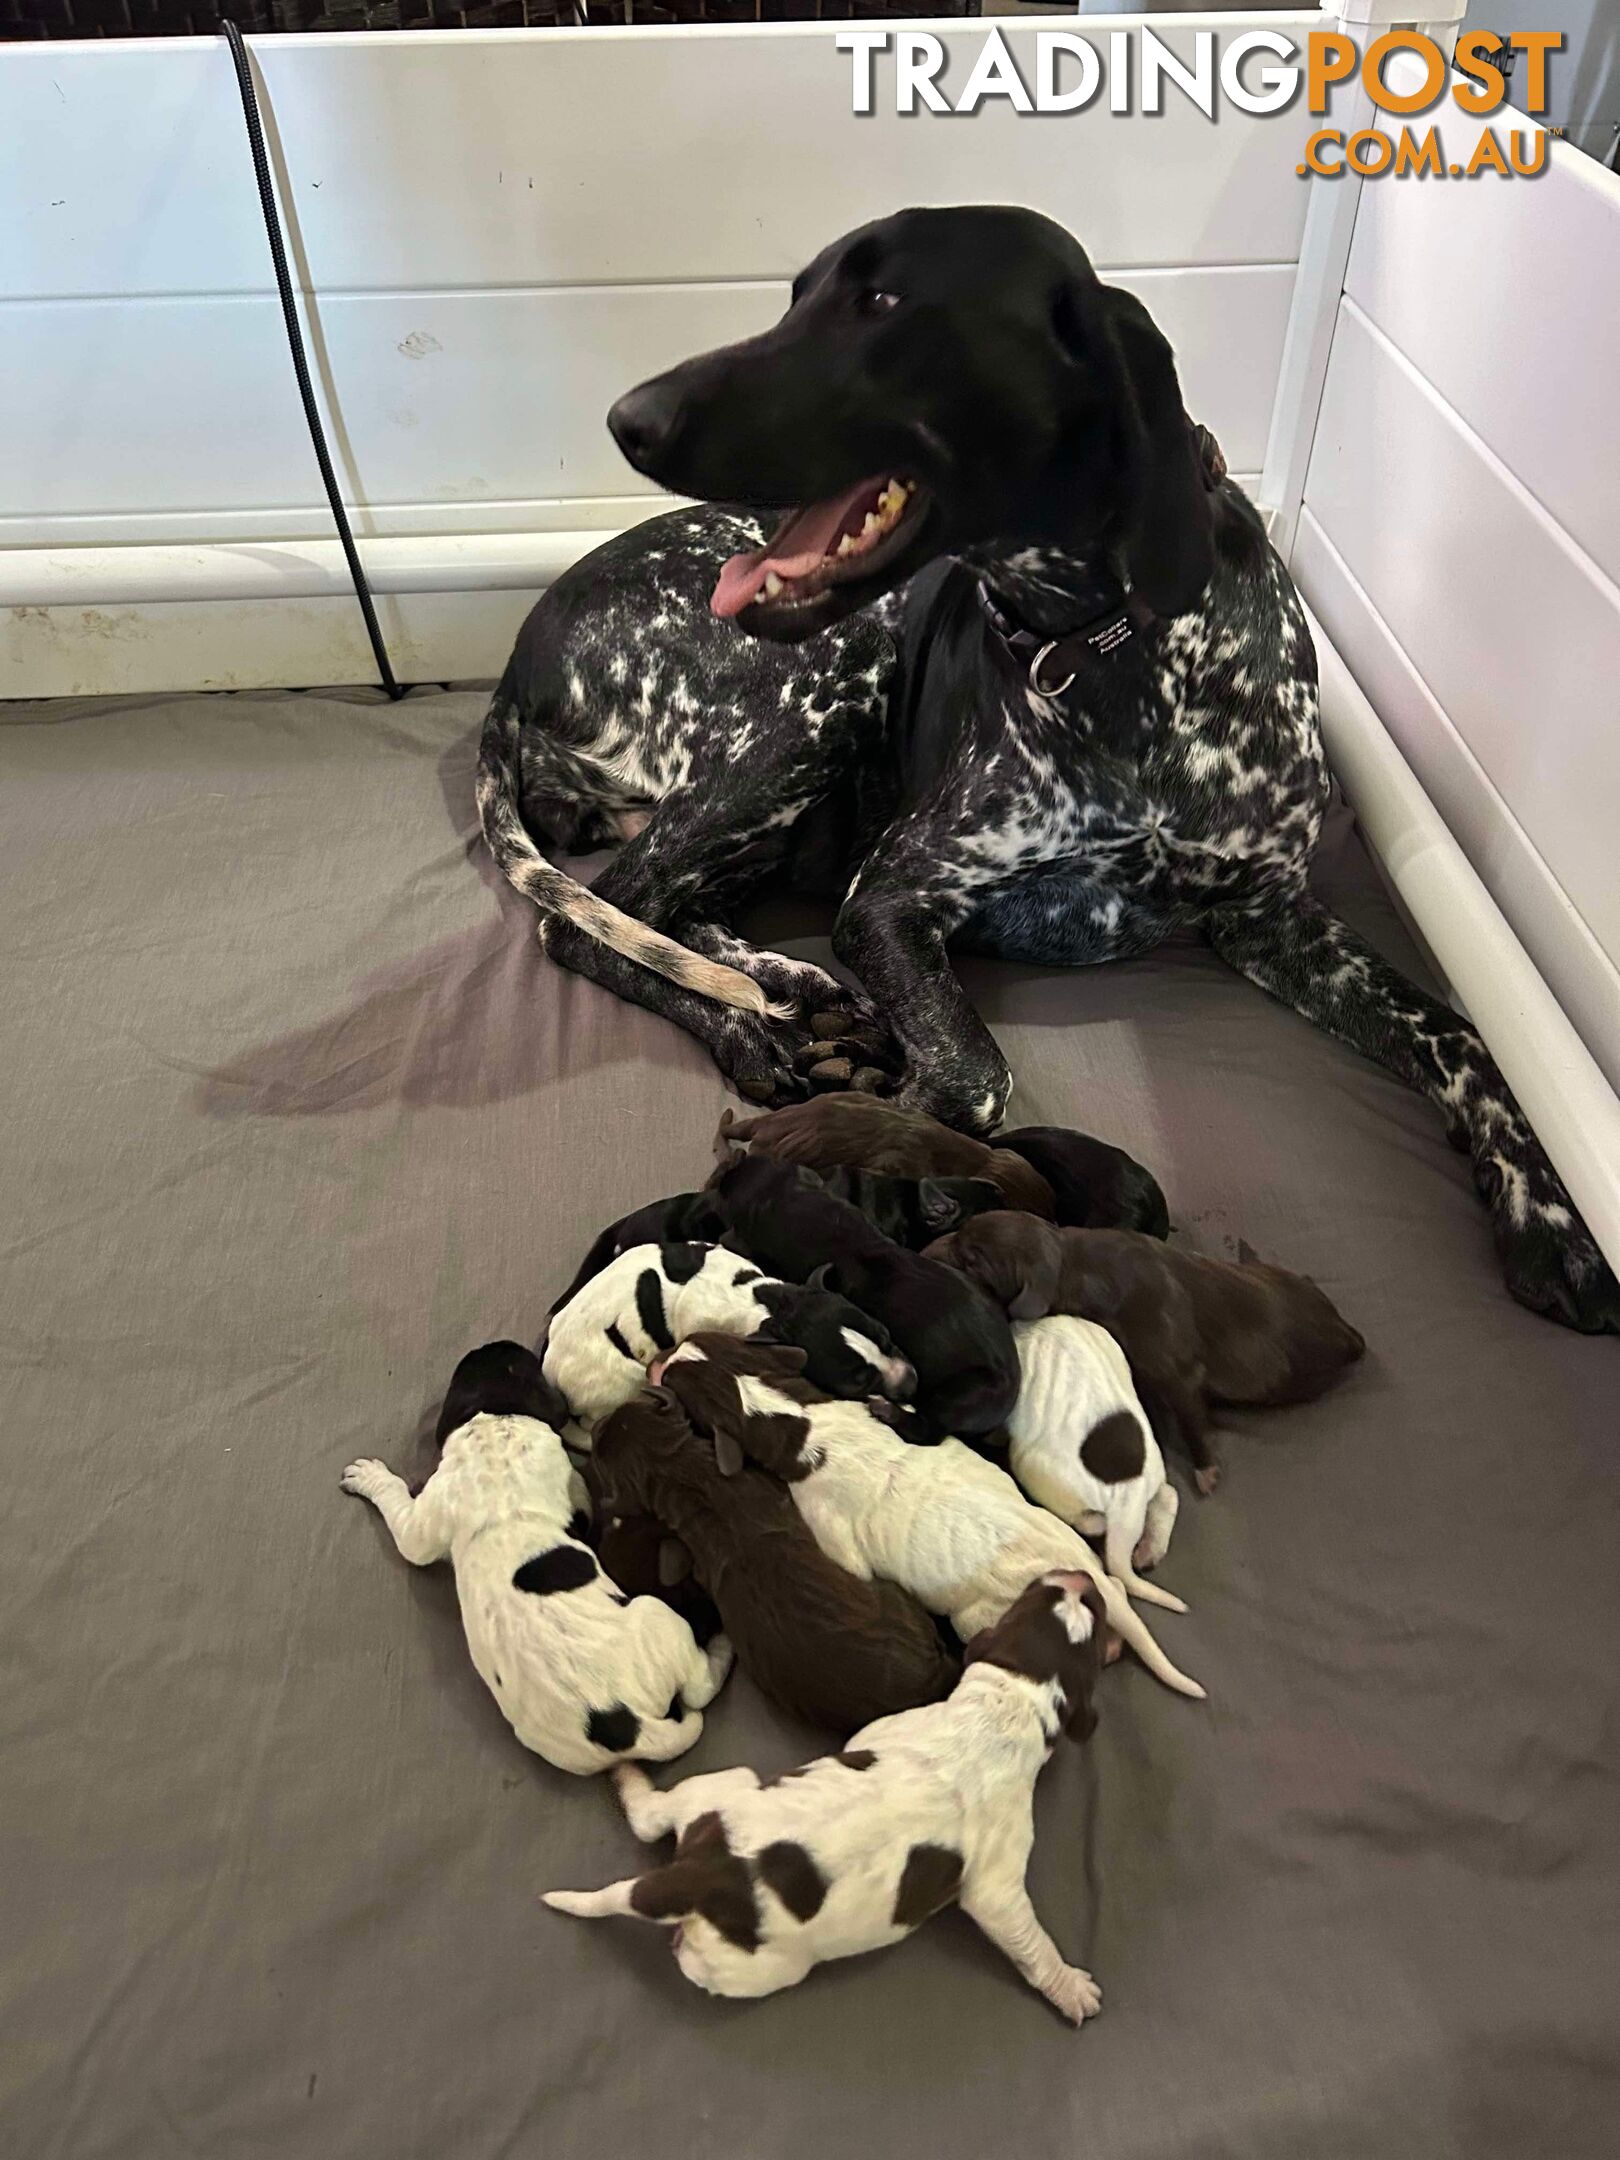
left=808, top=1056, right=854, bottom=1089
left=850, top=1064, right=889, bottom=1095
left=736, top=1074, right=780, bottom=1104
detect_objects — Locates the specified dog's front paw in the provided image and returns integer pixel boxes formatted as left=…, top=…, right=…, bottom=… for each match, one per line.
left=340, top=1458, right=392, bottom=1497
left=890, top=1068, right=1011, bottom=1139
left=1047, top=1964, right=1103, bottom=2026
left=1490, top=1191, right=1620, bottom=1336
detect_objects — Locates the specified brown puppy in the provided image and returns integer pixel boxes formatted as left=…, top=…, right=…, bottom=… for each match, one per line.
left=716, top=1095, right=1055, bottom=1219
left=925, top=1213, right=1365, bottom=1492
left=592, top=1340, right=960, bottom=1735
left=589, top=1504, right=725, bottom=1652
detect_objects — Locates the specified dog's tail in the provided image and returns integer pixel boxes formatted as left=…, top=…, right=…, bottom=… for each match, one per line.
left=1091, top=1570, right=1205, bottom=1699
left=1103, top=1515, right=1188, bottom=1616
left=476, top=691, right=773, bottom=1016
left=542, top=1879, right=651, bottom=1923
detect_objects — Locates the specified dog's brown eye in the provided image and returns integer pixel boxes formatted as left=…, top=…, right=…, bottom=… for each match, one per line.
left=858, top=288, right=902, bottom=317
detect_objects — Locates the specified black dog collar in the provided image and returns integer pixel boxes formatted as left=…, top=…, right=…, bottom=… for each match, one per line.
left=977, top=422, right=1229, bottom=697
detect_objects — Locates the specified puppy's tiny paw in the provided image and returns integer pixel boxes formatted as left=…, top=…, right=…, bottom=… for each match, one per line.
left=1194, top=1464, right=1222, bottom=1497
left=341, top=1458, right=390, bottom=1495
left=706, top=1634, right=736, bottom=1681
left=1050, top=1966, right=1103, bottom=2025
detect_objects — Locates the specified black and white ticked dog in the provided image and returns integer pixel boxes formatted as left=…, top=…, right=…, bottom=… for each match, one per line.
left=477, top=205, right=1617, bottom=1336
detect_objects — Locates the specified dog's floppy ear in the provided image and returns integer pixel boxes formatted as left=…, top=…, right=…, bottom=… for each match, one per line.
left=660, top=1360, right=753, bottom=1477
left=1059, top=280, right=1214, bottom=619
left=805, top=1262, right=836, bottom=1294
left=658, top=1537, right=694, bottom=1587
left=916, top=1178, right=960, bottom=1234
left=1008, top=1244, right=1059, bottom=1323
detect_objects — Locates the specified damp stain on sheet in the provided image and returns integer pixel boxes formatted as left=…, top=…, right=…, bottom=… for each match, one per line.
left=396, top=331, right=442, bottom=361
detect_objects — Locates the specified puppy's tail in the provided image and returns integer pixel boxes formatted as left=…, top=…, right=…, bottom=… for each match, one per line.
left=543, top=1879, right=651, bottom=1923
left=1104, top=1518, right=1189, bottom=1616
left=1092, top=1572, right=1205, bottom=1699
left=476, top=690, right=772, bottom=1016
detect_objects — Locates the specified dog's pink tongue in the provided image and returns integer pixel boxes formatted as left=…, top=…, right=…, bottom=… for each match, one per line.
left=710, top=478, right=881, bottom=618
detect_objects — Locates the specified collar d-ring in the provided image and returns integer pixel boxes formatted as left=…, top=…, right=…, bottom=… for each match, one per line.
left=1030, top=641, right=1076, bottom=698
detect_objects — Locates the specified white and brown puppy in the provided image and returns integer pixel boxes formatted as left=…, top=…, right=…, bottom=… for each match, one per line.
left=544, top=1571, right=1108, bottom=2023
left=341, top=1341, right=733, bottom=1776
left=659, top=1337, right=1205, bottom=1699
left=542, top=1239, right=912, bottom=1428
left=1007, top=1317, right=1182, bottom=1614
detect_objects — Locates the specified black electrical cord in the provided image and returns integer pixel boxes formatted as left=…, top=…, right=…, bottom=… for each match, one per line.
left=220, top=19, right=405, bottom=699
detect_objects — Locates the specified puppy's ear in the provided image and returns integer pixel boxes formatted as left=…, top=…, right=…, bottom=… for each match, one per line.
left=658, top=1537, right=694, bottom=1587
left=1064, top=1689, right=1099, bottom=1744
left=805, top=1262, right=835, bottom=1294
left=916, top=1178, right=959, bottom=1233
left=1057, top=280, right=1214, bottom=619
left=1008, top=1256, right=1057, bottom=1323
left=661, top=1360, right=752, bottom=1476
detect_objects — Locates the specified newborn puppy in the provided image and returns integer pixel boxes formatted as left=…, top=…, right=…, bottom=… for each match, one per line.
left=340, top=1341, right=732, bottom=1775
left=705, top=1157, right=1020, bottom=1439
left=793, top=1166, right=1005, bottom=1249
left=588, top=1500, right=724, bottom=1652
left=594, top=1355, right=959, bottom=1733
left=544, top=1240, right=914, bottom=1426
left=544, top=1571, right=1107, bottom=2023
left=551, top=1190, right=729, bottom=1315
left=717, top=1095, right=1056, bottom=1218
left=927, top=1214, right=1365, bottom=1490
left=1006, top=1316, right=1181, bottom=1610
left=996, top=1127, right=1170, bottom=1239
left=660, top=1336, right=1204, bottom=1697
left=810, top=1246, right=1021, bottom=1441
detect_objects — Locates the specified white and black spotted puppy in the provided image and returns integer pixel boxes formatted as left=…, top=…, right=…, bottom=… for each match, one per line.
left=542, top=1238, right=913, bottom=1428
left=1006, top=1317, right=1182, bottom=1613
left=545, top=1571, right=1109, bottom=2023
left=340, top=1340, right=733, bottom=1777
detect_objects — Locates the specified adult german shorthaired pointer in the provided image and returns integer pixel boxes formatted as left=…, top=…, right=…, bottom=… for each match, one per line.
left=477, top=205, right=1617, bottom=1336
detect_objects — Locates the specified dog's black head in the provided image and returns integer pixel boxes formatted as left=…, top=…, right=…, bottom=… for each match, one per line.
left=962, top=1571, right=1106, bottom=1743
left=435, top=1340, right=567, bottom=1447
left=753, top=1279, right=916, bottom=1403
left=606, top=204, right=1214, bottom=641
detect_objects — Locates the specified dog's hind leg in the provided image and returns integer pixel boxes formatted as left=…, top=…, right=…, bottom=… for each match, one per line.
left=1208, top=892, right=1619, bottom=1334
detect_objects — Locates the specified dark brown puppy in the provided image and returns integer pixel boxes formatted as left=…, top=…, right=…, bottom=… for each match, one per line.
left=706, top=1155, right=1019, bottom=1438
left=996, top=1126, right=1170, bottom=1239
left=717, top=1095, right=1055, bottom=1218
left=592, top=1339, right=959, bottom=1735
left=925, top=1213, right=1365, bottom=1491
left=587, top=1502, right=724, bottom=1651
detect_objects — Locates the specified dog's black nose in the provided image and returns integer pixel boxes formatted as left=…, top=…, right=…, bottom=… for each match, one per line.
left=608, top=379, right=684, bottom=474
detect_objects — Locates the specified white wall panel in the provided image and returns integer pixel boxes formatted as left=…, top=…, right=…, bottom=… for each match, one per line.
left=1346, top=111, right=1620, bottom=591
left=1, top=270, right=1290, bottom=542
left=1294, top=508, right=1620, bottom=1098
left=1301, top=299, right=1620, bottom=972
left=0, top=24, right=1315, bottom=304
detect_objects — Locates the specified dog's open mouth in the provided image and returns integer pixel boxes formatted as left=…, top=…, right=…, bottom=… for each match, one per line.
left=711, top=474, right=927, bottom=623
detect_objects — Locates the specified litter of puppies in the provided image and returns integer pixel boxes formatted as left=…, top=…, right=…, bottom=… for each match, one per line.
left=342, top=1107, right=1363, bottom=2019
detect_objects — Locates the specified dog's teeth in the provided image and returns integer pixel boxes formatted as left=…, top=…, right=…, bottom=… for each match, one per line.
left=862, top=513, right=879, bottom=537
left=763, top=572, right=784, bottom=598
left=837, top=534, right=857, bottom=557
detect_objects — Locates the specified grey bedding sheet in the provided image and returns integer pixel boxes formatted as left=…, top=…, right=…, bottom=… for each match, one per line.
left=2, top=686, right=1617, bottom=2160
